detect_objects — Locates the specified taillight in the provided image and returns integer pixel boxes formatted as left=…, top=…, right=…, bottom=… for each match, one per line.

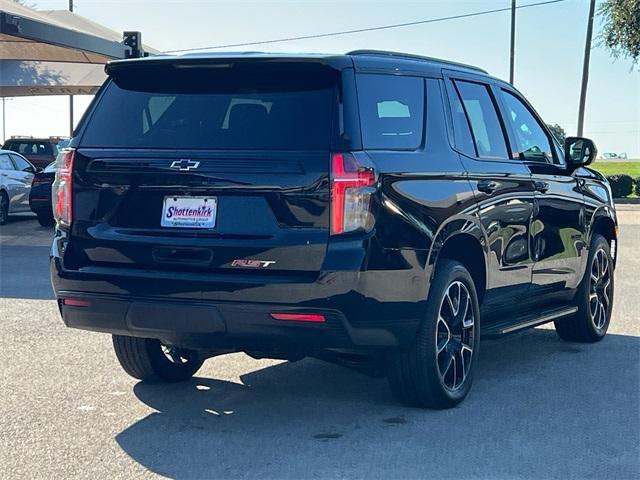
left=330, top=152, right=375, bottom=235
left=52, top=148, right=75, bottom=227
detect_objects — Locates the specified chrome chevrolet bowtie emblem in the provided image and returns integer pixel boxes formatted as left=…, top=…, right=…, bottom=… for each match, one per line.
left=170, top=159, right=200, bottom=171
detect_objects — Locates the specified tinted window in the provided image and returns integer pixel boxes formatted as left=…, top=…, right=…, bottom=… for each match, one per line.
left=0, top=154, right=15, bottom=170
left=81, top=63, right=338, bottom=150
left=7, top=141, right=53, bottom=156
left=501, top=90, right=554, bottom=164
left=448, top=82, right=476, bottom=157
left=356, top=74, right=424, bottom=150
left=10, top=154, right=32, bottom=172
left=454, top=81, right=509, bottom=159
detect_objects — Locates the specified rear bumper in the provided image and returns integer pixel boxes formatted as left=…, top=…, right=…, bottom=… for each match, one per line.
left=57, top=292, right=361, bottom=351
left=52, top=256, right=425, bottom=352
left=29, top=198, right=51, bottom=214
left=29, top=184, right=52, bottom=214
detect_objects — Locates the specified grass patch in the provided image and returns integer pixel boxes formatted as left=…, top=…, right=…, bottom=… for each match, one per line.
left=590, top=161, right=640, bottom=177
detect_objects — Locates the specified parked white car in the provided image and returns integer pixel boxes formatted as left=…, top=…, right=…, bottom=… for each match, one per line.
left=0, top=149, right=36, bottom=225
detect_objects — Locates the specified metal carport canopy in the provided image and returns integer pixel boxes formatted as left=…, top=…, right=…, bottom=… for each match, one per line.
left=0, top=0, right=155, bottom=97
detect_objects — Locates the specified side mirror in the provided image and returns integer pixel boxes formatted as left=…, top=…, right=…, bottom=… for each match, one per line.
left=565, top=137, right=597, bottom=169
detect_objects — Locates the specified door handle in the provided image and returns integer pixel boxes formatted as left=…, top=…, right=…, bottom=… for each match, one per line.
left=477, top=180, right=498, bottom=194
left=533, top=180, right=549, bottom=193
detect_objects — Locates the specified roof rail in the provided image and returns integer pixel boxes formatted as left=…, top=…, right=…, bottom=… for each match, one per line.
left=346, top=50, right=488, bottom=74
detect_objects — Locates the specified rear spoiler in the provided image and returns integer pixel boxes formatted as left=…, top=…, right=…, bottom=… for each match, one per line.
left=105, top=53, right=353, bottom=75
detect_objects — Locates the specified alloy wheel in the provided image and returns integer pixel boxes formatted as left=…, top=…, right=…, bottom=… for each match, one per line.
left=589, top=248, right=612, bottom=331
left=436, top=281, right=475, bottom=391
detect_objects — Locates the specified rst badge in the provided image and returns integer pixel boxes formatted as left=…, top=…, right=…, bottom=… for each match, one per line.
left=231, top=259, right=276, bottom=268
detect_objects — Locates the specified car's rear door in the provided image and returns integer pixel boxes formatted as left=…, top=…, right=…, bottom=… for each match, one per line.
left=443, top=71, right=536, bottom=316
left=0, top=153, right=20, bottom=210
left=494, top=86, right=585, bottom=301
left=69, top=59, right=344, bottom=279
left=8, top=154, right=35, bottom=210
left=0, top=152, right=30, bottom=211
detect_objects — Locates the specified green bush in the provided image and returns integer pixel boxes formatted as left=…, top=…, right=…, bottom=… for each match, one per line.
left=635, top=177, right=640, bottom=197
left=607, top=174, right=634, bottom=198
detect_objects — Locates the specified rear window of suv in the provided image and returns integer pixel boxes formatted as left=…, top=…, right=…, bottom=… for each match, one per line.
left=80, top=62, right=338, bottom=150
left=6, top=141, right=55, bottom=156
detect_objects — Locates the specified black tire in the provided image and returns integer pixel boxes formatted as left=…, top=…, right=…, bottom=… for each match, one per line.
left=555, top=234, right=614, bottom=342
left=387, top=259, right=481, bottom=409
left=36, top=211, right=55, bottom=227
left=0, top=192, right=8, bottom=225
left=112, top=335, right=204, bottom=383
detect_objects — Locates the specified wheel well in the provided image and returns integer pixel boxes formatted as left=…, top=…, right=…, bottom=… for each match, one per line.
left=591, top=216, right=616, bottom=245
left=437, top=234, right=486, bottom=303
left=591, top=216, right=617, bottom=265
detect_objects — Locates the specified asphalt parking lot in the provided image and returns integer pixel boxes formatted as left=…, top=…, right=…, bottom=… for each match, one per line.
left=1, top=210, right=638, bottom=479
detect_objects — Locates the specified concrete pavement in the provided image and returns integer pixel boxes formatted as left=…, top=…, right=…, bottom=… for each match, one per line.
left=1, top=213, right=638, bottom=479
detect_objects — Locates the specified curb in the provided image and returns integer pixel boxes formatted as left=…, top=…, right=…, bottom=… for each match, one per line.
left=614, top=198, right=640, bottom=205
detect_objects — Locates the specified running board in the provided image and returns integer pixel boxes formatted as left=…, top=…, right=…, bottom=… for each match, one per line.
left=482, top=306, right=578, bottom=337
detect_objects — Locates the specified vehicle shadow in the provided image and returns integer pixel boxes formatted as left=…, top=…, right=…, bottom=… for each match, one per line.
left=116, top=329, right=640, bottom=479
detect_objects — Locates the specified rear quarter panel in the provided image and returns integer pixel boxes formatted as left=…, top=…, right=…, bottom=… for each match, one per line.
left=365, top=78, right=480, bottom=302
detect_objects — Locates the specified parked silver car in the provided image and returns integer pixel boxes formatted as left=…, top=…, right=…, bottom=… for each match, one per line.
left=0, top=149, right=36, bottom=225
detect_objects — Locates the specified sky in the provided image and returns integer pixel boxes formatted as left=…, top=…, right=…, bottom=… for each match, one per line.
left=2, top=0, right=639, bottom=157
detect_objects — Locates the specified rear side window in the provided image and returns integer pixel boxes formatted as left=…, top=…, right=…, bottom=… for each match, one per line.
left=356, top=74, right=424, bottom=150
left=448, top=84, right=477, bottom=157
left=500, top=90, right=556, bottom=164
left=81, top=63, right=338, bottom=150
left=0, top=154, right=14, bottom=170
left=453, top=80, right=509, bottom=160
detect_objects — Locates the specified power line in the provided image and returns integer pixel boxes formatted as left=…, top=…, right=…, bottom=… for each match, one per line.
left=164, top=0, right=568, bottom=54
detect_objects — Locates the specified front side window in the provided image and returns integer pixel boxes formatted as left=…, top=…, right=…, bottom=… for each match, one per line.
left=501, top=90, right=555, bottom=164
left=10, top=154, right=32, bottom=172
left=454, top=80, right=509, bottom=160
left=356, top=74, right=424, bottom=150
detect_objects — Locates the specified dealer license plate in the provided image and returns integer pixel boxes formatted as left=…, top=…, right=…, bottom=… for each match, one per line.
left=161, top=196, right=217, bottom=229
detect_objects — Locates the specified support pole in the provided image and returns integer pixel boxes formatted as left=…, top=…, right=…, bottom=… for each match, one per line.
left=577, top=0, right=596, bottom=136
left=509, top=0, right=516, bottom=84
left=2, top=97, right=5, bottom=143
left=69, top=96, right=74, bottom=137
left=69, top=0, right=74, bottom=137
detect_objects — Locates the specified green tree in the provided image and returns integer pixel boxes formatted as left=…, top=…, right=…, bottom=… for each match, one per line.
left=599, top=0, right=640, bottom=65
left=547, top=123, right=567, bottom=144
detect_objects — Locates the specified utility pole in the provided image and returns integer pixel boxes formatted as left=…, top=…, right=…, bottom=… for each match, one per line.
left=577, top=0, right=596, bottom=137
left=509, top=0, right=516, bottom=84
left=68, top=0, right=74, bottom=137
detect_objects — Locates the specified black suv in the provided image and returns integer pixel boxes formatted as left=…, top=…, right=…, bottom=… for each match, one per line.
left=51, top=51, right=617, bottom=408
